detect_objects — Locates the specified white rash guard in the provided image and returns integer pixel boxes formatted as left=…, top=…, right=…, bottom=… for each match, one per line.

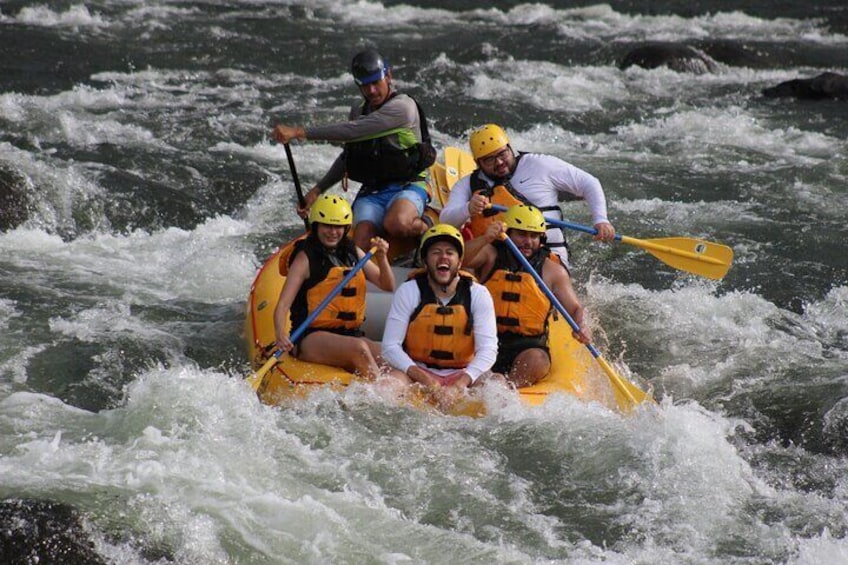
left=440, top=152, right=609, bottom=265
left=381, top=277, right=498, bottom=383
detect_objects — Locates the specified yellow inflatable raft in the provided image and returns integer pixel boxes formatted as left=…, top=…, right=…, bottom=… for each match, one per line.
left=244, top=149, right=639, bottom=414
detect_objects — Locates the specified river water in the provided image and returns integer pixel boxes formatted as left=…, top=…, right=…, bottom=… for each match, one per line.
left=1, top=1, right=847, bottom=563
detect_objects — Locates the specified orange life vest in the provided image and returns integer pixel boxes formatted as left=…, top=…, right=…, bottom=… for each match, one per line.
left=403, top=270, right=476, bottom=369
left=466, top=163, right=568, bottom=253
left=289, top=236, right=366, bottom=332
left=483, top=242, right=554, bottom=337
left=467, top=180, right=530, bottom=238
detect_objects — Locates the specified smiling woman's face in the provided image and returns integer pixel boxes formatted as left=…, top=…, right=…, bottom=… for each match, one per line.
left=315, top=223, right=346, bottom=248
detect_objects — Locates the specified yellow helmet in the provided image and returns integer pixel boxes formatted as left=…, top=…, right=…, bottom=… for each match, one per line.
left=419, top=223, right=465, bottom=259
left=469, top=124, right=510, bottom=159
left=308, top=194, right=352, bottom=226
left=503, top=204, right=547, bottom=234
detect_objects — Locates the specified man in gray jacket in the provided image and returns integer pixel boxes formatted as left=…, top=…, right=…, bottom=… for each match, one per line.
left=273, top=49, right=435, bottom=251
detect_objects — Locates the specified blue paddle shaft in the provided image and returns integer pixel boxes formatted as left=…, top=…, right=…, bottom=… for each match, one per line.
left=500, top=237, right=602, bottom=360
left=490, top=204, right=622, bottom=242
left=272, top=248, right=374, bottom=360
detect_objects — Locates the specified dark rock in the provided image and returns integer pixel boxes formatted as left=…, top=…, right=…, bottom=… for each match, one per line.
left=0, top=498, right=107, bottom=565
left=619, top=41, right=719, bottom=74
left=697, top=40, right=767, bottom=68
left=762, top=72, right=848, bottom=100
left=0, top=163, right=30, bottom=231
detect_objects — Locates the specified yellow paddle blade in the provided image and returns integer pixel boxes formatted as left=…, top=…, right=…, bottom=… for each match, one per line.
left=595, top=356, right=655, bottom=412
left=444, top=146, right=476, bottom=189
left=246, top=354, right=280, bottom=392
left=428, top=161, right=450, bottom=209
left=621, top=236, right=734, bottom=280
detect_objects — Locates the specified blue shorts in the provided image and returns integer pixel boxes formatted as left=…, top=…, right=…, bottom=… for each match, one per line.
left=352, top=181, right=428, bottom=229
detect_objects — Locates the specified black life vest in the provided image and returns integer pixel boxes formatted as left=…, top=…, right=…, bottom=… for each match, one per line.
left=344, top=93, right=436, bottom=190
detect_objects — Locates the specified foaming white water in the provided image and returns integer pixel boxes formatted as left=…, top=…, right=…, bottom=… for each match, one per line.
left=499, top=3, right=848, bottom=44
left=0, top=75, right=217, bottom=153
left=0, top=86, right=156, bottom=143
left=234, top=141, right=356, bottom=234
left=612, top=197, right=761, bottom=231
left=622, top=402, right=770, bottom=558
left=0, top=368, right=540, bottom=561
left=467, top=61, right=627, bottom=113
left=792, top=530, right=848, bottom=565
left=0, top=291, right=45, bottom=389
left=584, top=276, right=846, bottom=399
left=0, top=368, right=279, bottom=562
left=5, top=0, right=845, bottom=49
left=0, top=299, right=18, bottom=331
left=11, top=3, right=109, bottom=30
left=0, top=142, right=108, bottom=234
left=4, top=360, right=838, bottom=562
left=610, top=106, right=841, bottom=169
left=805, top=286, right=848, bottom=348
left=307, top=1, right=847, bottom=45
left=0, top=215, right=255, bottom=304
left=48, top=302, right=182, bottom=349
left=544, top=4, right=848, bottom=44
left=321, top=0, right=457, bottom=27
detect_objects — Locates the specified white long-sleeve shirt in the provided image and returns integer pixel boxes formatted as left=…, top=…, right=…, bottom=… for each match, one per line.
left=439, top=152, right=609, bottom=263
left=381, top=277, right=498, bottom=383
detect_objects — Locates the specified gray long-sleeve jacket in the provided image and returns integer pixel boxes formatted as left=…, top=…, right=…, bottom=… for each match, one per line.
left=305, top=92, right=423, bottom=191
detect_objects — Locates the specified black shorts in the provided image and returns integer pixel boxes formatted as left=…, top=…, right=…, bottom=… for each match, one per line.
left=491, top=334, right=549, bottom=375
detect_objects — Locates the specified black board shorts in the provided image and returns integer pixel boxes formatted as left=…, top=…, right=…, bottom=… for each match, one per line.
left=491, top=334, right=549, bottom=375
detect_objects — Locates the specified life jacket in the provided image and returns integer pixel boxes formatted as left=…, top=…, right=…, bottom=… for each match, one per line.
left=483, top=241, right=555, bottom=338
left=467, top=156, right=567, bottom=251
left=403, top=270, right=476, bottom=369
left=289, top=236, right=366, bottom=333
left=344, top=93, right=436, bottom=191
left=467, top=171, right=533, bottom=238
left=277, top=233, right=308, bottom=276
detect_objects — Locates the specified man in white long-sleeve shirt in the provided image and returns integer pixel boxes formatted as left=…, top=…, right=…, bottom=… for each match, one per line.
left=439, top=123, right=615, bottom=266
left=382, top=224, right=498, bottom=394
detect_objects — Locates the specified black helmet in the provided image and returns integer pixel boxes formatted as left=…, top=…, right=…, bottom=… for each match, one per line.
left=351, top=49, right=389, bottom=86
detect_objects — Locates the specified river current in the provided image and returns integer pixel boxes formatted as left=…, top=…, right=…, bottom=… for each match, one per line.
left=1, top=1, right=847, bottom=563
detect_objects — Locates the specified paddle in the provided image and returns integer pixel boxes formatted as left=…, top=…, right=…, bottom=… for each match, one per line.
left=489, top=204, right=733, bottom=280
left=284, top=142, right=310, bottom=231
left=499, top=235, right=654, bottom=411
left=444, top=146, right=477, bottom=190
left=246, top=245, right=377, bottom=391
left=429, top=146, right=479, bottom=210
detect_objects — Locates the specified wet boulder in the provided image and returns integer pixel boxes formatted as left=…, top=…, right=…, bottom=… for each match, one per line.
left=0, top=498, right=106, bottom=565
left=619, top=41, right=719, bottom=74
left=0, top=163, right=30, bottom=230
left=762, top=72, right=848, bottom=100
